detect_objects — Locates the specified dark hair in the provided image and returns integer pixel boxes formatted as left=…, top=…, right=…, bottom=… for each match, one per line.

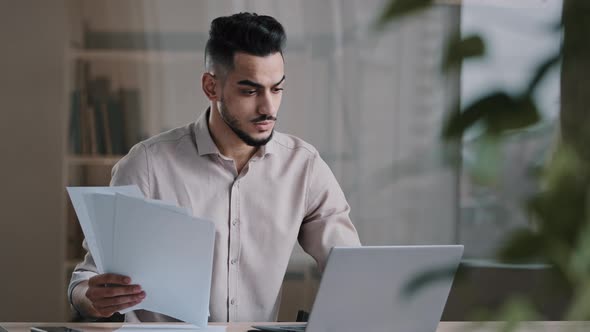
left=205, top=12, right=286, bottom=73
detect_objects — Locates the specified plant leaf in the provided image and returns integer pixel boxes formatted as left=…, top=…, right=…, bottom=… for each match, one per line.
left=565, top=280, right=590, bottom=320
left=375, top=0, right=433, bottom=29
left=443, top=92, right=540, bottom=139
left=497, top=228, right=544, bottom=263
left=525, top=52, right=561, bottom=96
left=471, top=135, right=501, bottom=185
left=495, top=297, right=540, bottom=332
left=442, top=95, right=491, bottom=139
left=485, top=94, right=540, bottom=134
left=568, top=224, right=590, bottom=284
left=528, top=170, right=588, bottom=247
left=443, top=35, right=486, bottom=71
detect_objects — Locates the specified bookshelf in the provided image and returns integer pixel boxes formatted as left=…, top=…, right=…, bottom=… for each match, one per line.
left=61, top=11, right=211, bottom=312
left=64, top=29, right=182, bottom=320
left=63, top=45, right=147, bottom=318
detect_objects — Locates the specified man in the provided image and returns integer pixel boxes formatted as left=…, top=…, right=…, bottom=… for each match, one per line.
left=69, top=12, right=361, bottom=323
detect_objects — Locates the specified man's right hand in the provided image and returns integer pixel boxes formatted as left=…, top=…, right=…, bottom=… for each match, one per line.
left=73, top=273, right=146, bottom=318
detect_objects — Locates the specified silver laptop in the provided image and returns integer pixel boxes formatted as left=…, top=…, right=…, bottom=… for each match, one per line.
left=252, top=245, right=464, bottom=332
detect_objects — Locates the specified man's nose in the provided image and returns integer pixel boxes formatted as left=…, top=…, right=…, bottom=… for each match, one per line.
left=257, top=91, right=277, bottom=116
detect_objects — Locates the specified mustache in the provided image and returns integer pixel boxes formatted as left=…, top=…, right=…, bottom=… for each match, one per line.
left=251, top=115, right=277, bottom=123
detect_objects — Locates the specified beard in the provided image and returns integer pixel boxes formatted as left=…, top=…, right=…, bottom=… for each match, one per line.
left=218, top=100, right=275, bottom=147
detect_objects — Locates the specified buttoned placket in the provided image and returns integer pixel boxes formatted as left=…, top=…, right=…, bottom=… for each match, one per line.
left=221, top=153, right=261, bottom=321
left=228, top=163, right=248, bottom=321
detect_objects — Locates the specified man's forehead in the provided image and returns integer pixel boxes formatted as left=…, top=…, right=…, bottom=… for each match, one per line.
left=230, top=52, right=285, bottom=84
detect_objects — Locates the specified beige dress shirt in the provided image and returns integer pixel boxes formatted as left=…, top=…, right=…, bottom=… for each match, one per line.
left=69, top=109, right=361, bottom=322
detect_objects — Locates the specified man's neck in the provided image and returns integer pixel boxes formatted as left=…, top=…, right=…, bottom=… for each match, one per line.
left=207, top=108, right=258, bottom=172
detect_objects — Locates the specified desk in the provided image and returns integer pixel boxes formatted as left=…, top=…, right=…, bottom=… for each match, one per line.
left=1, top=322, right=589, bottom=332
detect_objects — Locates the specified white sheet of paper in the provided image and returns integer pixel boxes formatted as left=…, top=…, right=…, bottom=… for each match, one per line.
left=116, top=324, right=225, bottom=332
left=81, top=193, right=191, bottom=273
left=66, top=185, right=144, bottom=272
left=82, top=193, right=115, bottom=273
left=111, top=194, right=215, bottom=327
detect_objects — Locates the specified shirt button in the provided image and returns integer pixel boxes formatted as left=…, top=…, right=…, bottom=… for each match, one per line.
left=232, top=219, right=238, bottom=226
left=230, top=259, right=237, bottom=265
left=230, top=299, right=236, bottom=305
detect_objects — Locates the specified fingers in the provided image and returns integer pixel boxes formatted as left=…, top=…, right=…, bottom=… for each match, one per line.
left=89, top=273, right=131, bottom=287
left=85, top=273, right=146, bottom=318
left=86, top=284, right=143, bottom=299
left=92, top=295, right=145, bottom=317
left=93, top=292, right=146, bottom=309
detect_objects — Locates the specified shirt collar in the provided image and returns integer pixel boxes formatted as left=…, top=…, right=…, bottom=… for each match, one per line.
left=194, top=108, right=277, bottom=158
left=250, top=139, right=276, bottom=160
left=194, top=108, right=220, bottom=156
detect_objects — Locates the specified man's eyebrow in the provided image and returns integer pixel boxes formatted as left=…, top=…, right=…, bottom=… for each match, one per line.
left=273, top=75, right=286, bottom=87
left=237, top=80, right=264, bottom=89
left=237, top=75, right=286, bottom=89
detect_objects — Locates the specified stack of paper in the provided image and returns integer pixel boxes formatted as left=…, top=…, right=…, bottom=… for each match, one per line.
left=67, top=186, right=216, bottom=329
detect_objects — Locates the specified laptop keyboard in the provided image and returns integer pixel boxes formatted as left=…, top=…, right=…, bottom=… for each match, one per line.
left=276, top=325, right=306, bottom=331
left=251, top=324, right=307, bottom=332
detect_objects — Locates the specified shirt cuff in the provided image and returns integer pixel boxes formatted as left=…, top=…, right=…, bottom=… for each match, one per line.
left=68, top=270, right=98, bottom=319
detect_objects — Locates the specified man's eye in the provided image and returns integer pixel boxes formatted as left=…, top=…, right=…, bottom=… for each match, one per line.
left=273, top=88, right=284, bottom=93
left=242, top=90, right=257, bottom=95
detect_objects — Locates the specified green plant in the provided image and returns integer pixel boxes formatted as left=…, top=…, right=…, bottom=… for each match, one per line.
left=378, top=0, right=590, bottom=323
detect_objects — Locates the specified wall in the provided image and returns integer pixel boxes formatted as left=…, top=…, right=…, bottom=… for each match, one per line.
left=0, top=0, right=68, bottom=321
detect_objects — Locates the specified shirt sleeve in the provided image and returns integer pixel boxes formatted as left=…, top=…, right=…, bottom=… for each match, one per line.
left=298, top=152, right=361, bottom=271
left=67, top=143, right=151, bottom=312
left=67, top=239, right=98, bottom=314
left=110, top=142, right=151, bottom=195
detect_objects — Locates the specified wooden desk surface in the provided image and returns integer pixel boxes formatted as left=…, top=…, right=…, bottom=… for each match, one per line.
left=1, top=322, right=589, bottom=332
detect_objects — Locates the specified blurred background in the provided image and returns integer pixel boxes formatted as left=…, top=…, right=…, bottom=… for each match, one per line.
left=0, top=0, right=565, bottom=323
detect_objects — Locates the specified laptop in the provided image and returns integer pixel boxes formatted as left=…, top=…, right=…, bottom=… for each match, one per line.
left=252, top=245, right=464, bottom=332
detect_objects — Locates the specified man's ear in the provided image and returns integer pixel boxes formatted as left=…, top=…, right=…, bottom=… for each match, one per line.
left=202, top=72, right=218, bottom=101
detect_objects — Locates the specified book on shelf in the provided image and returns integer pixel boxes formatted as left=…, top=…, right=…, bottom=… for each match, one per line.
left=108, top=96, right=126, bottom=155
left=68, top=91, right=82, bottom=155
left=89, top=77, right=111, bottom=155
left=85, top=102, right=98, bottom=155
left=68, top=63, right=143, bottom=158
left=119, top=88, right=142, bottom=153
